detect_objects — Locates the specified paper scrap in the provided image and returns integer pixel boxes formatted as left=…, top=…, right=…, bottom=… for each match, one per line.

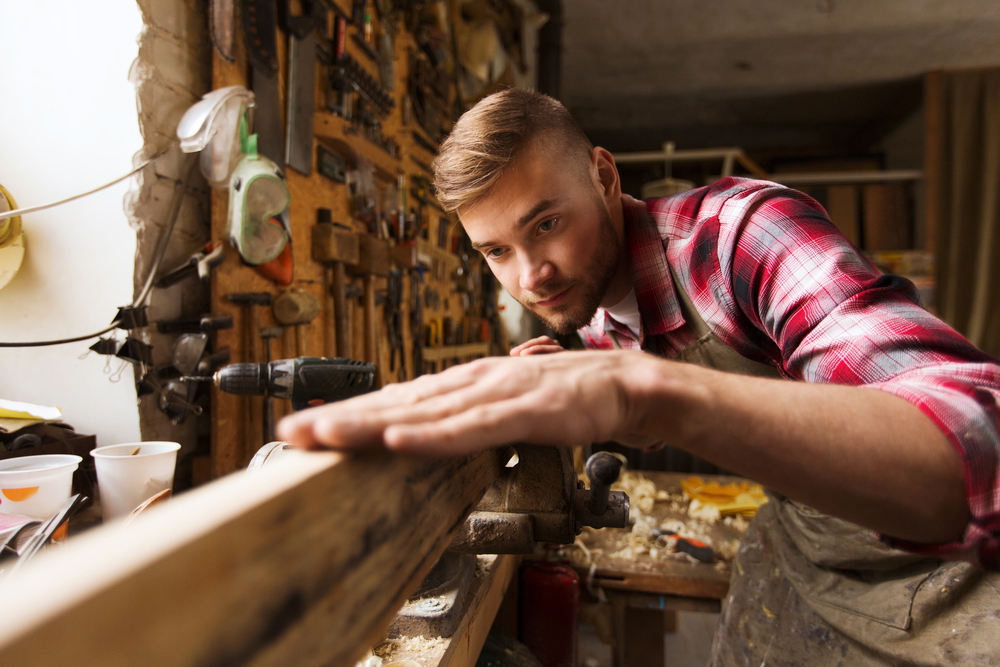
left=0, top=400, right=61, bottom=421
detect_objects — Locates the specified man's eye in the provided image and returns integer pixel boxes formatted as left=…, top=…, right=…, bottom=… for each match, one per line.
left=538, top=218, right=556, bottom=232
left=486, top=248, right=505, bottom=259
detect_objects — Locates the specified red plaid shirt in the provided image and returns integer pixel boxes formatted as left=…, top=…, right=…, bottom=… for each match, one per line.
left=579, top=177, right=1000, bottom=568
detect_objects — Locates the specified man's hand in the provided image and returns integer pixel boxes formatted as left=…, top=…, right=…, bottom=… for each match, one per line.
left=509, top=335, right=565, bottom=356
left=277, top=350, right=652, bottom=456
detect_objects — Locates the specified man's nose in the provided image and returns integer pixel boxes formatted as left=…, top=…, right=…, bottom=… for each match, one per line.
left=519, top=255, right=555, bottom=293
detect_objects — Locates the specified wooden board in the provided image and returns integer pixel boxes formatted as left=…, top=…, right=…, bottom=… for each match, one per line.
left=438, top=554, right=520, bottom=667
left=923, top=70, right=943, bottom=254
left=378, top=554, right=521, bottom=667
left=0, top=448, right=503, bottom=667
left=862, top=183, right=911, bottom=251
left=826, top=185, right=861, bottom=247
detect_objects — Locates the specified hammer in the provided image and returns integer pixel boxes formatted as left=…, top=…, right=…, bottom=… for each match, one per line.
left=227, top=292, right=274, bottom=364
left=273, top=290, right=321, bottom=358
left=260, top=326, right=283, bottom=442
left=313, top=210, right=359, bottom=357
left=227, top=292, right=273, bottom=456
left=349, top=235, right=391, bottom=379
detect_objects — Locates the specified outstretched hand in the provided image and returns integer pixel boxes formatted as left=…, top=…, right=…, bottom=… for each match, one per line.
left=276, top=350, right=657, bottom=457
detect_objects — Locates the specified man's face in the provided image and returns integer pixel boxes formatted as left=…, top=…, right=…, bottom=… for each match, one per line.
left=459, top=144, right=624, bottom=334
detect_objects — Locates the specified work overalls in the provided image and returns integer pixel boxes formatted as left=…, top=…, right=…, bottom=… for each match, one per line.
left=615, top=276, right=1000, bottom=666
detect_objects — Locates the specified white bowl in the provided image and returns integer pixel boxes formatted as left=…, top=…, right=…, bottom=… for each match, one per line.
left=0, top=454, right=82, bottom=520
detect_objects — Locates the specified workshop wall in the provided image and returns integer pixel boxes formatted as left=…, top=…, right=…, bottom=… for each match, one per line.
left=0, top=2, right=145, bottom=446
left=131, top=0, right=213, bottom=475
left=204, top=1, right=543, bottom=478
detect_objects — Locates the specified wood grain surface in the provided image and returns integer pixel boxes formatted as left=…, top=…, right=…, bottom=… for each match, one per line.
left=0, top=448, right=503, bottom=667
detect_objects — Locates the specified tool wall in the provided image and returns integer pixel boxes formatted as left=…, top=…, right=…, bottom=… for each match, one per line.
left=206, top=0, right=531, bottom=478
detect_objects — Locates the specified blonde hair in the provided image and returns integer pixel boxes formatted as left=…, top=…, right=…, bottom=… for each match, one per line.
left=432, top=89, right=593, bottom=213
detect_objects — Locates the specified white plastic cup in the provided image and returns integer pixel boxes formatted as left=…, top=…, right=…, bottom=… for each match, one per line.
left=91, top=442, right=180, bottom=521
left=0, top=454, right=82, bottom=520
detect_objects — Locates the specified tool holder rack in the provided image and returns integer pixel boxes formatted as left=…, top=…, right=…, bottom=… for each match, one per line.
left=208, top=0, right=506, bottom=478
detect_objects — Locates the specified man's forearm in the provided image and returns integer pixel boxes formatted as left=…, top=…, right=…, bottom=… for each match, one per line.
left=278, top=349, right=972, bottom=545
left=624, top=359, right=970, bottom=544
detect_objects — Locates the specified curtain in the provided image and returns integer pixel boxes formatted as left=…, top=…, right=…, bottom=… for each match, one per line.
left=933, top=68, right=1000, bottom=357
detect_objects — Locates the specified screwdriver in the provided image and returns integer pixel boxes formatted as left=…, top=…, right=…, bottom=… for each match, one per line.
left=653, top=529, right=715, bottom=563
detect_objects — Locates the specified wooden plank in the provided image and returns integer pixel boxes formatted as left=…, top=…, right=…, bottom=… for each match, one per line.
left=734, top=153, right=769, bottom=180
left=612, top=591, right=721, bottom=615
left=437, top=554, right=520, bottom=667
left=825, top=185, right=861, bottom=247
left=314, top=112, right=403, bottom=181
left=591, top=572, right=729, bottom=600
left=423, top=343, right=491, bottom=362
left=0, top=449, right=502, bottom=667
left=862, top=183, right=911, bottom=251
left=609, top=592, right=665, bottom=667
left=924, top=70, right=944, bottom=253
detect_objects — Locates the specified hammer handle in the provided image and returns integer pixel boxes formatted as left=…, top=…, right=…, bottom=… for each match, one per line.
left=332, top=262, right=350, bottom=357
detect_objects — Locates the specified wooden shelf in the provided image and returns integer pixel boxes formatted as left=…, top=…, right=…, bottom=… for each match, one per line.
left=314, top=111, right=402, bottom=181
left=422, top=343, right=490, bottom=362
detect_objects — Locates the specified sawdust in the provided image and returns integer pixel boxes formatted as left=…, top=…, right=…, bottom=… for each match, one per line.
left=475, top=554, right=496, bottom=578
left=374, top=636, right=449, bottom=666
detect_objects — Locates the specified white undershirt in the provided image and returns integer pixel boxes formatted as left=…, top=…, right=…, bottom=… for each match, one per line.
left=604, top=288, right=642, bottom=339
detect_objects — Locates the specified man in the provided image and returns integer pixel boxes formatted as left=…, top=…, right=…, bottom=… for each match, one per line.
left=279, top=89, right=1000, bottom=664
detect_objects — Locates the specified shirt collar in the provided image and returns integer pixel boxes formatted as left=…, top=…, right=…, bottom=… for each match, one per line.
left=615, top=194, right=684, bottom=337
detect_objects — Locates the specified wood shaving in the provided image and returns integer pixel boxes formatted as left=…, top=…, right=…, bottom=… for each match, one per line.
left=717, top=538, right=742, bottom=561
left=607, top=470, right=663, bottom=514
left=475, top=554, right=496, bottom=578
left=354, top=650, right=383, bottom=667
left=569, top=471, right=754, bottom=570
left=688, top=499, right=722, bottom=523
left=723, top=515, right=750, bottom=532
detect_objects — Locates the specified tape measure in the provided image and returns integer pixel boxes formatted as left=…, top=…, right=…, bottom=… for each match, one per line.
left=0, top=182, right=26, bottom=290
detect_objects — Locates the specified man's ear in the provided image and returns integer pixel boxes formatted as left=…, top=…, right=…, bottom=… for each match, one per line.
left=591, top=147, right=621, bottom=201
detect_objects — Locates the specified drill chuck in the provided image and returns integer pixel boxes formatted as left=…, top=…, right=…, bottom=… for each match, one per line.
left=213, top=357, right=376, bottom=410
left=215, top=363, right=270, bottom=396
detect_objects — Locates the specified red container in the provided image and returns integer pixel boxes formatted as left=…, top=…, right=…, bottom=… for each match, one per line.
left=519, top=559, right=580, bottom=667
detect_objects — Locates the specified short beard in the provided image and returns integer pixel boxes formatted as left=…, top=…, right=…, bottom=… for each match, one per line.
left=525, top=198, right=622, bottom=335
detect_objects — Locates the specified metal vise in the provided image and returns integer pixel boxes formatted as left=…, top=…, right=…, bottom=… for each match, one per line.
left=449, top=445, right=630, bottom=554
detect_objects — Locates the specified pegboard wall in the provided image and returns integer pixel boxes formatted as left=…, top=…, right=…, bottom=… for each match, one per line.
left=205, top=0, right=535, bottom=477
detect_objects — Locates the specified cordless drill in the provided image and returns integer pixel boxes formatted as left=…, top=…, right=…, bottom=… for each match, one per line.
left=197, top=356, right=377, bottom=410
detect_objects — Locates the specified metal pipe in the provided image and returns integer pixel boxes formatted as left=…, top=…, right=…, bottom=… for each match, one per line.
left=770, top=170, right=923, bottom=186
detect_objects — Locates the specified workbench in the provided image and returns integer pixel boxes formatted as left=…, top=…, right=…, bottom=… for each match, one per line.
left=570, top=471, right=753, bottom=667
left=376, top=471, right=754, bottom=667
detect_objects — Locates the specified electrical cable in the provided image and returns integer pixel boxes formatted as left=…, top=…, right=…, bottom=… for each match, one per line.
left=0, top=322, right=122, bottom=348
left=0, top=146, right=196, bottom=348
left=0, top=142, right=177, bottom=222
left=133, top=152, right=199, bottom=308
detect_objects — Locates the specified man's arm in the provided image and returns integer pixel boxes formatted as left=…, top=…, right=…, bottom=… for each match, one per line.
left=277, top=348, right=969, bottom=545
